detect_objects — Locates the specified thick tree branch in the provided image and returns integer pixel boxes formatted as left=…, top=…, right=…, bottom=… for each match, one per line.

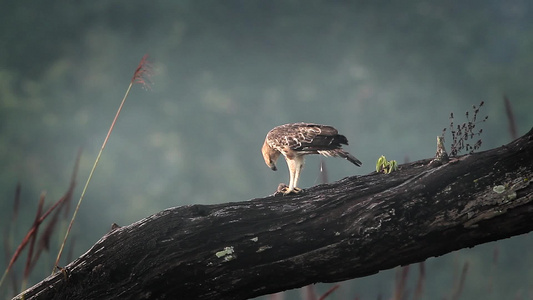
left=15, top=128, right=533, bottom=300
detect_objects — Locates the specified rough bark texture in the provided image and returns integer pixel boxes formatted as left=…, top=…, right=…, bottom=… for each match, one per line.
left=15, top=128, right=533, bottom=300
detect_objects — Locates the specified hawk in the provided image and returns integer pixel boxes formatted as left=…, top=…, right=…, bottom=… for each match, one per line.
left=261, top=122, right=362, bottom=195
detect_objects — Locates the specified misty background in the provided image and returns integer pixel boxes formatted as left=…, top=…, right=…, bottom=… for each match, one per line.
left=1, top=1, right=532, bottom=299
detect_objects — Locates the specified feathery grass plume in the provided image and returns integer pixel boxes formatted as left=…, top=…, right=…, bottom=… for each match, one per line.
left=53, top=54, right=153, bottom=273
left=132, top=54, right=154, bottom=90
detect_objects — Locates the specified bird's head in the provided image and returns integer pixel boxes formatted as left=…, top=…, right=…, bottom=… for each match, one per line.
left=262, top=140, right=280, bottom=171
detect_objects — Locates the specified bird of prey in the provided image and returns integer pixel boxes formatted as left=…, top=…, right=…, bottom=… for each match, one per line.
left=261, top=122, right=362, bottom=195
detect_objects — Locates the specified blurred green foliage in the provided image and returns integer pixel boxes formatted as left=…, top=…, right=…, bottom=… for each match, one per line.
left=1, top=1, right=532, bottom=299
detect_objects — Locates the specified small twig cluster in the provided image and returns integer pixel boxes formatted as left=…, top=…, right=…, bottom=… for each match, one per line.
left=442, top=101, right=488, bottom=157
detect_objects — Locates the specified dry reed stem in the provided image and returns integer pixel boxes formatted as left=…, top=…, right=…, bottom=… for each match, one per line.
left=53, top=54, right=152, bottom=273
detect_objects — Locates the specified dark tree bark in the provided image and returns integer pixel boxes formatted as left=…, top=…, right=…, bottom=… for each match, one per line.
left=15, top=128, right=533, bottom=300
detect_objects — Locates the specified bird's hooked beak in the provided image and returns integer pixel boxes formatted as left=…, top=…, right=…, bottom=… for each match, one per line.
left=266, top=155, right=279, bottom=171
left=262, top=140, right=280, bottom=171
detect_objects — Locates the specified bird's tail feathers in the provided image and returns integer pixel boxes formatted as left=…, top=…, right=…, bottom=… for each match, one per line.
left=341, top=151, right=362, bottom=166
left=318, top=149, right=362, bottom=166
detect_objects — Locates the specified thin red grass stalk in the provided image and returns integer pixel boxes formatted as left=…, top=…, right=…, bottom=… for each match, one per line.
left=29, top=208, right=61, bottom=273
left=62, top=149, right=81, bottom=219
left=394, top=265, right=410, bottom=300
left=3, top=229, right=18, bottom=296
left=492, top=245, right=499, bottom=265
left=450, top=254, right=459, bottom=297
left=9, top=270, right=17, bottom=297
left=33, top=150, right=79, bottom=269
left=0, top=192, right=44, bottom=290
left=0, top=152, right=80, bottom=290
left=21, top=193, right=45, bottom=292
left=451, top=262, right=469, bottom=300
left=3, top=183, right=22, bottom=273
left=0, top=193, right=64, bottom=286
left=53, top=54, right=153, bottom=272
left=487, top=246, right=499, bottom=294
left=38, top=150, right=79, bottom=265
left=303, top=285, right=317, bottom=300
left=3, top=183, right=21, bottom=294
left=413, top=262, right=425, bottom=300
left=513, top=291, right=523, bottom=300
left=503, top=96, right=518, bottom=140
left=13, top=183, right=21, bottom=222
left=1, top=197, right=57, bottom=291
left=318, top=284, right=340, bottom=300
left=269, top=292, right=284, bottom=300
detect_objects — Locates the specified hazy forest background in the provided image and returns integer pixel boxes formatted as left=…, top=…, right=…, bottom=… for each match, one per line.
left=1, top=1, right=533, bottom=299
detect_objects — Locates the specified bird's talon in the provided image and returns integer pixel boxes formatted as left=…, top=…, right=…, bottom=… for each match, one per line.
left=275, top=184, right=303, bottom=195
left=276, top=183, right=289, bottom=195
left=281, top=186, right=302, bottom=195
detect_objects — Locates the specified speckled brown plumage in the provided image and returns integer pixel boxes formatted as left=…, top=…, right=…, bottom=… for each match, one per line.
left=262, top=122, right=361, bottom=194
